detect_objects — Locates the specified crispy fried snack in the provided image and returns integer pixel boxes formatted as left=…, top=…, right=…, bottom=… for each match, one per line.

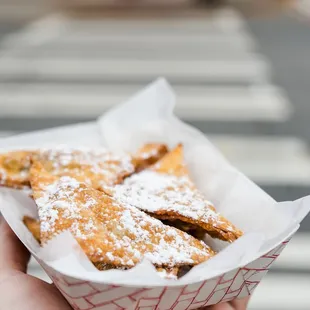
left=133, top=143, right=168, bottom=172
left=30, top=162, right=214, bottom=270
left=0, top=151, right=36, bottom=188
left=156, top=267, right=179, bottom=279
left=38, top=146, right=135, bottom=190
left=106, top=145, right=243, bottom=242
left=160, top=219, right=206, bottom=240
left=23, top=216, right=182, bottom=278
left=0, top=144, right=168, bottom=190
left=23, top=216, right=41, bottom=243
left=22, top=217, right=185, bottom=278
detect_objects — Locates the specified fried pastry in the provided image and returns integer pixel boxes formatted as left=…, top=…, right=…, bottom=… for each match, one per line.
left=38, top=146, right=135, bottom=190
left=23, top=215, right=183, bottom=278
left=0, top=144, right=168, bottom=191
left=30, top=162, right=214, bottom=270
left=0, top=150, right=36, bottom=188
left=23, top=215, right=41, bottom=243
left=156, top=267, right=179, bottom=279
left=160, top=219, right=206, bottom=240
left=133, top=143, right=168, bottom=172
left=106, top=145, right=243, bottom=242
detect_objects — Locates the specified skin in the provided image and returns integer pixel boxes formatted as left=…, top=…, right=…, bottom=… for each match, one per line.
left=203, top=298, right=250, bottom=310
left=0, top=216, right=249, bottom=310
left=0, top=216, right=71, bottom=310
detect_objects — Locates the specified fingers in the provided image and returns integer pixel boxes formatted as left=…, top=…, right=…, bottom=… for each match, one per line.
left=201, top=297, right=250, bottom=310
left=0, top=216, right=30, bottom=273
left=230, top=297, right=250, bottom=309
left=202, top=303, right=234, bottom=310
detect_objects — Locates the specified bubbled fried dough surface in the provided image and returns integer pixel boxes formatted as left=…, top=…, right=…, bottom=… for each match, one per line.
left=0, top=144, right=168, bottom=191
left=38, top=146, right=135, bottom=191
left=0, top=151, right=37, bottom=188
left=30, top=162, right=214, bottom=269
left=22, top=217, right=182, bottom=279
left=133, top=143, right=168, bottom=172
left=106, top=145, right=243, bottom=243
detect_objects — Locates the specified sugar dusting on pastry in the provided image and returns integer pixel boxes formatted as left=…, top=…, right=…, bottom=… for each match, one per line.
left=106, top=169, right=239, bottom=241
left=108, top=159, right=242, bottom=242
left=111, top=170, right=216, bottom=222
left=0, top=151, right=34, bottom=187
left=40, top=146, right=135, bottom=188
left=31, top=166, right=214, bottom=268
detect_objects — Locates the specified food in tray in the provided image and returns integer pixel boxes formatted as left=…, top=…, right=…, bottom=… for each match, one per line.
left=0, top=144, right=166, bottom=190
left=30, top=162, right=214, bottom=272
left=1, top=142, right=242, bottom=278
left=132, top=143, right=168, bottom=172
left=105, top=145, right=243, bottom=243
left=0, top=151, right=36, bottom=188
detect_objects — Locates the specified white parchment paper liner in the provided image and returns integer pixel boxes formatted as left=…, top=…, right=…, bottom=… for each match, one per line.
left=0, top=78, right=309, bottom=287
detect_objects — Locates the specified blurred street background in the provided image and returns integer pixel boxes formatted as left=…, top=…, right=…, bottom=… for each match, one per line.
left=0, top=1, right=309, bottom=309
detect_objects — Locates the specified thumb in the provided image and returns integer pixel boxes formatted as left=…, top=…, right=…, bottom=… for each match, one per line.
left=0, top=215, right=30, bottom=273
left=202, top=303, right=234, bottom=310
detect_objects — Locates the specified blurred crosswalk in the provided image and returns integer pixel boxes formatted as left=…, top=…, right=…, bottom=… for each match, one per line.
left=0, top=7, right=309, bottom=310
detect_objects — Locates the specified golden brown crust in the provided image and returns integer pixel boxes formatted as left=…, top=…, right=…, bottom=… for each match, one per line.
left=23, top=216, right=41, bottom=243
left=152, top=144, right=189, bottom=177
left=160, top=218, right=206, bottom=240
left=133, top=143, right=169, bottom=172
left=30, top=162, right=214, bottom=270
left=156, top=267, right=179, bottom=279
left=152, top=146, right=242, bottom=241
left=0, top=144, right=168, bottom=191
left=108, top=144, right=243, bottom=243
left=0, top=151, right=37, bottom=188
left=38, top=147, right=135, bottom=190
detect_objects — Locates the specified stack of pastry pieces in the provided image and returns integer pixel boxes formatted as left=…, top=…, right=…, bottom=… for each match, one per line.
left=0, top=143, right=242, bottom=279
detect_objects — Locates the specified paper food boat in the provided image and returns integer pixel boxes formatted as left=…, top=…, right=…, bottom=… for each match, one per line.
left=1, top=79, right=309, bottom=310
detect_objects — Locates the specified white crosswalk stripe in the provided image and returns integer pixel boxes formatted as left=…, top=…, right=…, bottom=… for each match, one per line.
left=0, top=57, right=269, bottom=84
left=249, top=273, right=310, bottom=310
left=272, top=232, right=310, bottom=270
left=209, top=135, right=310, bottom=186
left=0, top=84, right=291, bottom=122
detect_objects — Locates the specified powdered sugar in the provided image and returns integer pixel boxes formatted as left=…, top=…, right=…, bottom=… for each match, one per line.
left=157, top=269, right=178, bottom=280
left=102, top=199, right=212, bottom=267
left=110, top=170, right=218, bottom=224
left=139, top=148, right=160, bottom=160
left=39, top=146, right=135, bottom=189
left=36, top=176, right=85, bottom=234
left=34, top=174, right=213, bottom=268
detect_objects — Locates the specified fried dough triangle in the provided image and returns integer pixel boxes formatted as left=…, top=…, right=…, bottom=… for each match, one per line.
left=132, top=143, right=168, bottom=172
left=23, top=215, right=41, bottom=243
left=106, top=145, right=243, bottom=242
left=0, top=151, right=36, bottom=188
left=0, top=144, right=168, bottom=190
left=22, top=216, right=183, bottom=278
left=30, top=161, right=214, bottom=269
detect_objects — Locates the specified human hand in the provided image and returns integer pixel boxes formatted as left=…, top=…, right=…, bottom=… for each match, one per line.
left=0, top=216, right=72, bottom=310
left=201, top=297, right=250, bottom=310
